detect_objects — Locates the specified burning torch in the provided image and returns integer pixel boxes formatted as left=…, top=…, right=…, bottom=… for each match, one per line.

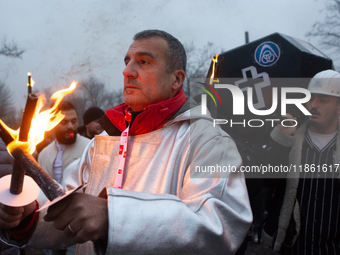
left=209, top=54, right=219, bottom=85
left=0, top=77, right=77, bottom=207
left=27, top=72, right=33, bottom=94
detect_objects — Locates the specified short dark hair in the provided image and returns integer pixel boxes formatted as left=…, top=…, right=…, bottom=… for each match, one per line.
left=57, top=100, right=76, bottom=112
left=133, top=29, right=186, bottom=74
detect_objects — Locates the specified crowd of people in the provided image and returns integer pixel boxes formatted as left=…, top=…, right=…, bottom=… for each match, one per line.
left=0, top=29, right=339, bottom=255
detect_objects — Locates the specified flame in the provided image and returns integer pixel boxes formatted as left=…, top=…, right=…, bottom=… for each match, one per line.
left=0, top=81, right=77, bottom=155
left=209, top=54, right=219, bottom=85
left=27, top=72, right=35, bottom=88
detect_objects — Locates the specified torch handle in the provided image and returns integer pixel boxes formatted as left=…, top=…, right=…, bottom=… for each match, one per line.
left=11, top=147, right=65, bottom=201
left=1, top=112, right=65, bottom=201
left=10, top=161, right=26, bottom=194
left=28, top=73, right=32, bottom=94
left=0, top=124, right=14, bottom=145
left=6, top=93, right=39, bottom=195
left=0, top=124, right=26, bottom=195
left=19, top=93, right=38, bottom=142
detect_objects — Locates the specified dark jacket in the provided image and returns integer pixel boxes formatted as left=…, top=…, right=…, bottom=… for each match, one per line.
left=263, top=122, right=340, bottom=252
left=0, top=138, right=13, bottom=178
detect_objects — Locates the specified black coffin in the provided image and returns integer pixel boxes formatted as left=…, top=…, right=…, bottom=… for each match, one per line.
left=205, top=32, right=334, bottom=140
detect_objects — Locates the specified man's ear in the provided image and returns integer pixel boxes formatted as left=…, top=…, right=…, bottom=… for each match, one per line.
left=172, top=70, right=185, bottom=91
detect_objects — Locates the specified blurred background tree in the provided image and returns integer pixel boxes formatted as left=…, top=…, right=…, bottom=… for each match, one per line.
left=184, top=41, right=224, bottom=96
left=67, top=76, right=124, bottom=125
left=0, top=37, right=24, bottom=58
left=39, top=76, right=124, bottom=126
left=0, top=37, right=25, bottom=129
left=306, top=0, right=340, bottom=70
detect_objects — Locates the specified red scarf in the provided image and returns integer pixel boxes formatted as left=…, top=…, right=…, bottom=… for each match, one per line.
left=105, top=88, right=187, bottom=136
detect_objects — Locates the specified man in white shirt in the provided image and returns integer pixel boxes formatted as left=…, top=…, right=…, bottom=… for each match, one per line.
left=0, top=30, right=251, bottom=255
left=38, top=100, right=90, bottom=183
left=38, top=100, right=90, bottom=255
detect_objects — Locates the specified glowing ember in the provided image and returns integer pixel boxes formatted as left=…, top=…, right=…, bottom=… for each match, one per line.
left=209, top=54, right=219, bottom=85
left=68, top=132, right=74, bottom=138
left=0, top=81, right=77, bottom=155
left=27, top=72, right=35, bottom=88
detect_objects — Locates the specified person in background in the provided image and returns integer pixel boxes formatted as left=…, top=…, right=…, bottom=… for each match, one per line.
left=37, top=100, right=90, bottom=184
left=37, top=100, right=90, bottom=255
left=77, top=106, right=105, bottom=139
left=264, top=69, right=340, bottom=255
left=0, top=29, right=252, bottom=255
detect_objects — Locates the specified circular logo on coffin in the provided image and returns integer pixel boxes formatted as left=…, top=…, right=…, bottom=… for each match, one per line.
left=255, top=41, right=280, bottom=67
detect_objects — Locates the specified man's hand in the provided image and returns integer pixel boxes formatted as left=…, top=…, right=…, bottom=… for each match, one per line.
left=0, top=201, right=36, bottom=229
left=277, top=113, right=297, bottom=136
left=44, top=193, right=108, bottom=244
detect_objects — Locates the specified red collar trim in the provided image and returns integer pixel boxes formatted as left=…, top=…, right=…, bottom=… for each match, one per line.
left=105, top=88, right=187, bottom=136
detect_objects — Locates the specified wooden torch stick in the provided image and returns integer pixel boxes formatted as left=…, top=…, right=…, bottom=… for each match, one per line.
left=9, top=93, right=38, bottom=194
left=27, top=73, right=32, bottom=94
left=0, top=124, right=65, bottom=201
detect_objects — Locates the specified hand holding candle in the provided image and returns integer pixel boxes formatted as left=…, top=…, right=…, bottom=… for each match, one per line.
left=0, top=124, right=65, bottom=203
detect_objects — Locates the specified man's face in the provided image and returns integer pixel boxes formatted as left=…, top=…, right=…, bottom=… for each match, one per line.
left=307, top=93, right=340, bottom=133
left=55, top=109, right=78, bottom=145
left=123, top=37, right=176, bottom=111
left=85, top=119, right=104, bottom=138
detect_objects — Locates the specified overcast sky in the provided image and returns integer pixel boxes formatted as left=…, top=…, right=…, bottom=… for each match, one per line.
left=0, top=0, right=332, bottom=109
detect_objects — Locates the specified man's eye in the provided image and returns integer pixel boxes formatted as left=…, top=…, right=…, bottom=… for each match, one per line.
left=140, top=59, right=149, bottom=65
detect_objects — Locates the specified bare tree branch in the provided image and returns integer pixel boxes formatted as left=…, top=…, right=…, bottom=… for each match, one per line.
left=306, top=0, right=340, bottom=54
left=184, top=41, right=223, bottom=96
left=0, top=38, right=25, bottom=58
left=79, top=76, right=124, bottom=110
left=39, top=77, right=124, bottom=125
left=0, top=81, right=21, bottom=128
left=0, top=81, right=14, bottom=118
